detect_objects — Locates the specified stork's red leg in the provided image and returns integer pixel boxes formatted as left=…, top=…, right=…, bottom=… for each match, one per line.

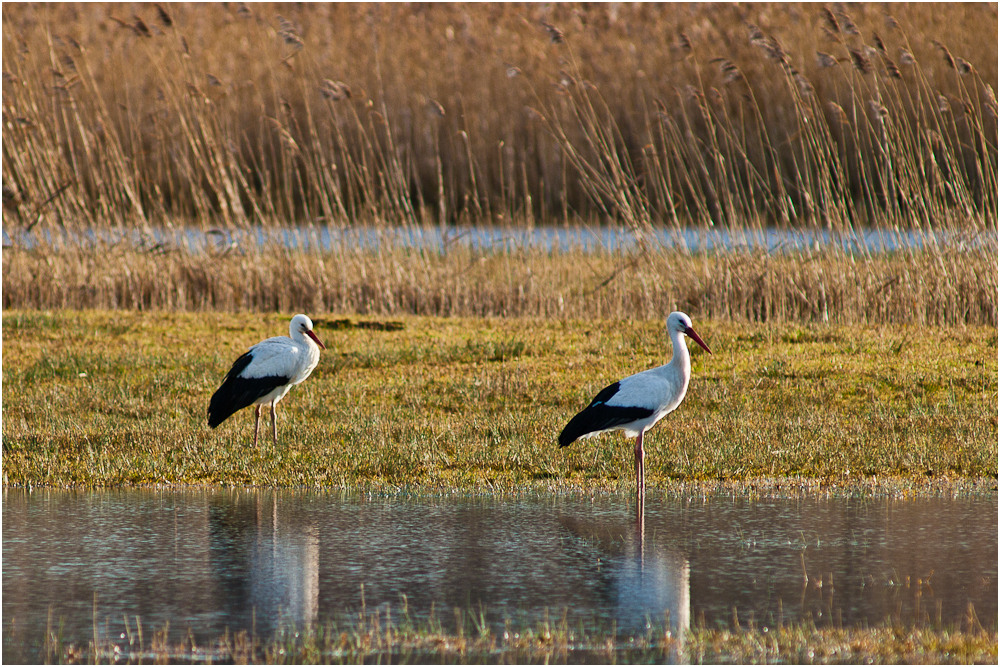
left=253, top=405, right=262, bottom=447
left=634, top=430, right=645, bottom=509
left=270, top=402, right=278, bottom=445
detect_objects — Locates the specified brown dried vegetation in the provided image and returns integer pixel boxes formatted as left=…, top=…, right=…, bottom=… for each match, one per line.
left=1, top=4, right=996, bottom=323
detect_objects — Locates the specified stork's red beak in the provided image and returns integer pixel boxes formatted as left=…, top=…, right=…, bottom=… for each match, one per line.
left=306, top=329, right=326, bottom=350
left=685, top=326, right=712, bottom=354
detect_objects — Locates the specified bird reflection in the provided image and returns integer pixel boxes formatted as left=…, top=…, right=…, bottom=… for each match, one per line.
left=637, top=491, right=645, bottom=539
left=558, top=501, right=689, bottom=635
left=207, top=491, right=319, bottom=633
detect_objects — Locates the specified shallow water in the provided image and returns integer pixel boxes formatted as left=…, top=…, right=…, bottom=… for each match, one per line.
left=5, top=223, right=992, bottom=255
left=3, top=489, right=996, bottom=661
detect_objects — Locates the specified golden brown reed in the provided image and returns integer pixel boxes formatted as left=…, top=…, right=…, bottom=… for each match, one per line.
left=3, top=243, right=994, bottom=325
left=1, top=3, right=996, bottom=229
left=2, top=4, right=996, bottom=324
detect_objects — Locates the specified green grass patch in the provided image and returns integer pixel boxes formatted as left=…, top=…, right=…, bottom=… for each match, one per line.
left=2, top=310, right=996, bottom=490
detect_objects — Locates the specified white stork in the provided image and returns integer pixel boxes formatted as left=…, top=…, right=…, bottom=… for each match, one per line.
left=208, top=314, right=325, bottom=446
left=559, top=311, right=712, bottom=505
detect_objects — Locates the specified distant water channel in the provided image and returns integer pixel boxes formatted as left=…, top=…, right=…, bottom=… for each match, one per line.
left=4, top=224, right=992, bottom=254
left=3, top=489, right=996, bottom=662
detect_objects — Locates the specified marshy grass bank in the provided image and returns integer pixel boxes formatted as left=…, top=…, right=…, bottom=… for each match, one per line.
left=18, top=612, right=998, bottom=665
left=2, top=310, right=995, bottom=489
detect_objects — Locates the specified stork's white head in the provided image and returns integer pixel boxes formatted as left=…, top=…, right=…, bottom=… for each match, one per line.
left=667, top=311, right=712, bottom=354
left=290, top=314, right=326, bottom=350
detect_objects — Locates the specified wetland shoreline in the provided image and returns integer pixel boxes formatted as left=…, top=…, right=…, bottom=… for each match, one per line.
left=3, top=311, right=996, bottom=664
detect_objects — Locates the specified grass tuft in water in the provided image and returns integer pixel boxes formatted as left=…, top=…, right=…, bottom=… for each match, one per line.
left=13, top=605, right=996, bottom=665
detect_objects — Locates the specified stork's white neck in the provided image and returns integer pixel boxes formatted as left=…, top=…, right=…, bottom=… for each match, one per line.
left=668, top=326, right=691, bottom=376
left=291, top=330, right=321, bottom=356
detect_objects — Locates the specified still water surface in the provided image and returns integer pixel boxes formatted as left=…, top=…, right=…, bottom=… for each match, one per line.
left=3, top=489, right=996, bottom=660
left=5, top=224, right=992, bottom=254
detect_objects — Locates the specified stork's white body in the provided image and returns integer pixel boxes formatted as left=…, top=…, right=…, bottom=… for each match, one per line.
left=208, top=314, right=325, bottom=446
left=560, top=312, right=711, bottom=508
left=239, top=333, right=322, bottom=405
left=576, top=348, right=693, bottom=440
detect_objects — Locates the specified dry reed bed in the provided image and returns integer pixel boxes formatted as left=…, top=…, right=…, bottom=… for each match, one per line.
left=3, top=244, right=994, bottom=325
left=2, top=3, right=996, bottom=230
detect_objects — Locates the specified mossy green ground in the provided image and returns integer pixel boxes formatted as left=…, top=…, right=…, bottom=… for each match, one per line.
left=2, top=310, right=996, bottom=490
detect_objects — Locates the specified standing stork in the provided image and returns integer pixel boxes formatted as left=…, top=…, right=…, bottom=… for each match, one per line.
left=208, top=314, right=325, bottom=446
left=559, top=312, right=711, bottom=508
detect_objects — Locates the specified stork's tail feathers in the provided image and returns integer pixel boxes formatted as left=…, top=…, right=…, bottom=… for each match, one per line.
left=207, top=388, right=240, bottom=428
left=559, top=413, right=593, bottom=447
